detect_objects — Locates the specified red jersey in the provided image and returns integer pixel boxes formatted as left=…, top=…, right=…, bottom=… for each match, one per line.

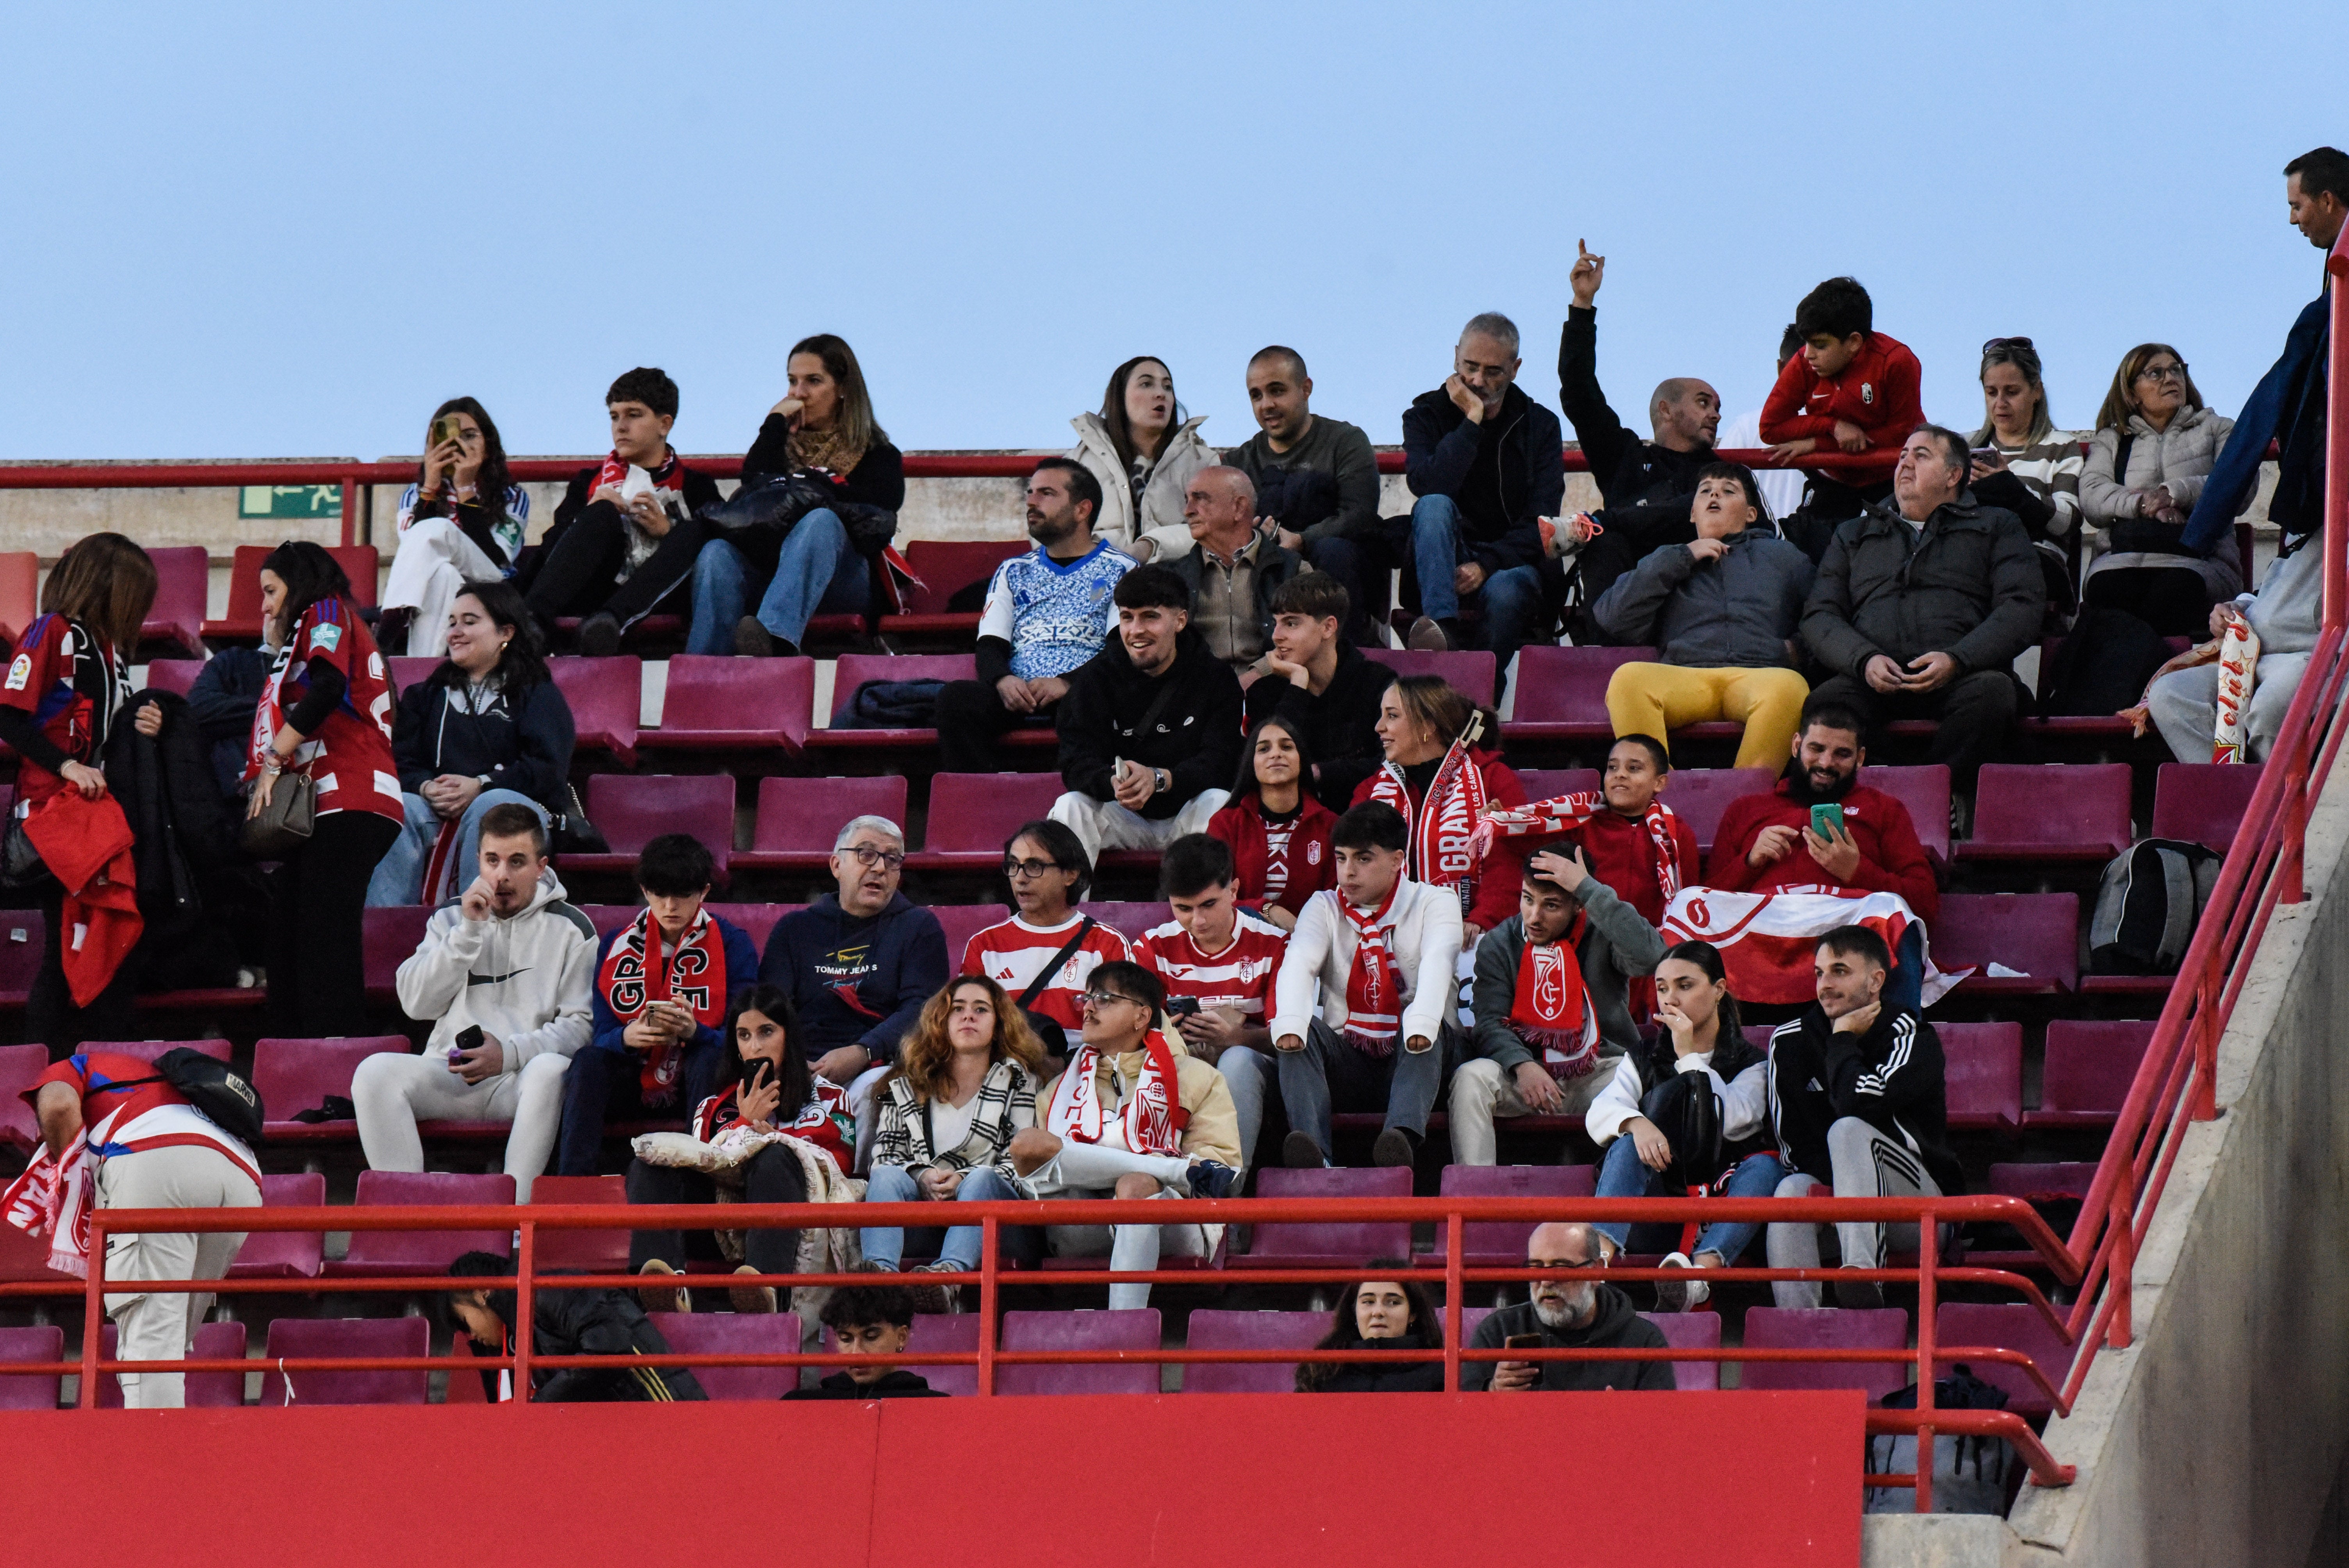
left=27, top=1051, right=261, bottom=1188
left=0, top=616, right=128, bottom=808
left=1134, top=912, right=1287, bottom=1021
left=1207, top=792, right=1337, bottom=919
left=691, top=1076, right=852, bottom=1174
left=1757, top=331, right=1925, bottom=484
left=250, top=596, right=401, bottom=822
left=1704, top=779, right=1939, bottom=921
left=960, top=912, right=1132, bottom=1039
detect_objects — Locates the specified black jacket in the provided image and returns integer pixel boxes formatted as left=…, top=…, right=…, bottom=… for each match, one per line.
left=1460, top=1290, right=1675, bottom=1392
left=1242, top=641, right=1396, bottom=809
left=1057, top=627, right=1243, bottom=819
left=495, top=1285, right=708, bottom=1404
left=1800, top=495, right=2042, bottom=679
left=783, top=1369, right=945, bottom=1400
left=1401, top=383, right=1567, bottom=573
left=742, top=414, right=908, bottom=511
left=528, top=462, right=727, bottom=582
left=107, top=691, right=242, bottom=991
left=1765, top=1005, right=1962, bottom=1198
left=391, top=670, right=576, bottom=813
left=1557, top=305, right=1714, bottom=511
left=1299, top=1333, right=1445, bottom=1393
left=186, top=646, right=271, bottom=800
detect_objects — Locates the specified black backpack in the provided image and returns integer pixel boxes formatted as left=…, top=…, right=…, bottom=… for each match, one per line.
left=2087, top=837, right=2224, bottom=975
left=1636, top=1069, right=1723, bottom=1190
left=99, top=1048, right=267, bottom=1148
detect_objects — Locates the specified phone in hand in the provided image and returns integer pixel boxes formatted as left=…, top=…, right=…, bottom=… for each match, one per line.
left=1163, top=995, right=1201, bottom=1018
left=1503, top=1333, right=1545, bottom=1350
left=430, top=415, right=464, bottom=451
left=1809, top=802, right=1846, bottom=839
left=450, top=1023, right=483, bottom=1065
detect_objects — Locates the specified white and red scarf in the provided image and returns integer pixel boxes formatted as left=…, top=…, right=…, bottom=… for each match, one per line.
left=1658, top=887, right=1967, bottom=1006
left=1508, top=939, right=1599, bottom=1077
left=597, top=908, right=729, bottom=1102
left=2213, top=614, right=2260, bottom=763
left=2, top=1143, right=93, bottom=1278
left=593, top=447, right=686, bottom=504
left=1045, top=1029, right=1189, bottom=1155
left=1339, top=879, right=1404, bottom=1056
left=1368, top=736, right=1491, bottom=913
left=1476, top=792, right=1685, bottom=906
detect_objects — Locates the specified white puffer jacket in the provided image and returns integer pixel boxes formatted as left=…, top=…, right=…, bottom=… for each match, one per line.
left=1068, top=411, right=1216, bottom=561
left=2079, top=405, right=2243, bottom=597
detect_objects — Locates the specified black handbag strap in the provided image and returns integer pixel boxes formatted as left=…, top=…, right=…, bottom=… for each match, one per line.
left=2109, top=429, right=2137, bottom=495
left=1018, top=916, right=1096, bottom=1012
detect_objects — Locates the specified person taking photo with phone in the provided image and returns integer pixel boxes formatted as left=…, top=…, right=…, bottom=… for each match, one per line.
left=378, top=398, right=532, bottom=657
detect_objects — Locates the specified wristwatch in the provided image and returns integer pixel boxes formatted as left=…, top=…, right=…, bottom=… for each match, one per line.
left=1153, top=768, right=1169, bottom=795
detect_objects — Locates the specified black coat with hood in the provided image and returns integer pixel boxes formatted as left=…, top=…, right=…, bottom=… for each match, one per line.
left=1401, top=382, right=1568, bottom=576
left=106, top=691, right=243, bottom=991
left=1460, top=1289, right=1676, bottom=1392
left=1056, top=626, right=1243, bottom=818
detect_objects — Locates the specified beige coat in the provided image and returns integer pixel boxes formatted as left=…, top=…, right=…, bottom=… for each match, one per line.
left=1068, top=412, right=1217, bottom=561
left=1034, top=1042, right=1245, bottom=1171
left=2079, top=406, right=2243, bottom=597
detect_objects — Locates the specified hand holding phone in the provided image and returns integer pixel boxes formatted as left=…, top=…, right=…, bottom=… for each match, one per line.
left=1809, top=803, right=1845, bottom=839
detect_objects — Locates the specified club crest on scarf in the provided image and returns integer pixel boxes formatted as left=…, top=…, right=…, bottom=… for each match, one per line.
left=1045, top=1028, right=1189, bottom=1155
left=1508, top=939, right=1598, bottom=1077
left=1339, top=878, right=1404, bottom=1056
left=598, top=908, right=725, bottom=1102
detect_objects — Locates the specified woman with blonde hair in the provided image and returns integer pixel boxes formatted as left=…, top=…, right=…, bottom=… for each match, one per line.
left=2078, top=342, right=2244, bottom=633
left=859, top=974, right=1048, bottom=1287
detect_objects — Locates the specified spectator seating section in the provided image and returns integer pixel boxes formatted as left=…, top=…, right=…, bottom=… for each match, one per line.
left=1941, top=1022, right=2025, bottom=1134
left=1233, top=1167, right=1412, bottom=1270
left=80, top=1037, right=233, bottom=1066
left=1078, top=902, right=1166, bottom=945
left=331, top=1171, right=515, bottom=1278
left=1970, top=1162, right=2098, bottom=1272
left=363, top=905, right=433, bottom=1005
left=907, top=773, right=1066, bottom=872
left=877, top=540, right=1028, bottom=641
left=228, top=1173, right=330, bottom=1280
left=254, top=1036, right=408, bottom=1140
left=1179, top=1310, right=1330, bottom=1393
left=530, top=1174, right=631, bottom=1275
left=1647, top=1310, right=1725, bottom=1392
left=1504, top=645, right=1650, bottom=743
left=1859, top=764, right=1953, bottom=867
left=259, top=1317, right=431, bottom=1406
left=2151, top=763, right=2263, bottom=852
left=96, top=1320, right=249, bottom=1409
left=2023, top=1021, right=2155, bottom=1130
left=1932, top=894, right=2080, bottom=994
left=707, top=902, right=804, bottom=951
left=636, top=655, right=814, bottom=757
left=648, top=1311, right=805, bottom=1401
left=560, top=773, right=737, bottom=877
left=1935, top=1302, right=2072, bottom=1420
left=1660, top=766, right=1773, bottom=858
left=207, top=544, right=379, bottom=641
left=904, top=1312, right=982, bottom=1398
left=1738, top=1306, right=1911, bottom=1402
left=737, top=775, right=910, bottom=872
left=549, top=655, right=643, bottom=765
left=1362, top=648, right=1497, bottom=708
left=1429, top=1163, right=1598, bottom=1268
left=809, top=653, right=985, bottom=755
left=0, top=551, right=36, bottom=647
left=0, top=1326, right=64, bottom=1410
left=997, top=1308, right=1160, bottom=1396
left=143, top=657, right=207, bottom=699
left=0, top=1042, right=47, bottom=1151
left=141, top=546, right=210, bottom=658
left=1959, top=764, right=2134, bottom=865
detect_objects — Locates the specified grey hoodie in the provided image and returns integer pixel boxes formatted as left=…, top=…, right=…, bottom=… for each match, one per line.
left=1590, top=528, right=1816, bottom=667
left=395, top=867, right=597, bottom=1067
left=1469, top=877, right=1666, bottom=1074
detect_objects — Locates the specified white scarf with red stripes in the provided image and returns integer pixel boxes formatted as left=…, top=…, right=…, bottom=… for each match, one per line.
left=1338, top=878, right=1403, bottom=1056
left=1475, top=791, right=1684, bottom=905
left=1046, top=1029, right=1189, bottom=1155
left=1367, top=732, right=1491, bottom=912
left=1, top=1144, right=92, bottom=1278
left=1658, top=887, right=1967, bottom=1006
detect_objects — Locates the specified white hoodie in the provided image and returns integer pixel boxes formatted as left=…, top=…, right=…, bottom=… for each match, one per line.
left=395, top=868, right=596, bottom=1067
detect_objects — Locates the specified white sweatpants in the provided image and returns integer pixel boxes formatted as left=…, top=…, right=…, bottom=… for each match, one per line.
left=1445, top=1053, right=1621, bottom=1167
left=1764, top=1117, right=1939, bottom=1308
left=1047, top=789, right=1230, bottom=866
left=1030, top=1142, right=1207, bottom=1310
left=98, top=1144, right=261, bottom=1409
left=381, top=516, right=503, bottom=658
left=352, top=1050, right=572, bottom=1201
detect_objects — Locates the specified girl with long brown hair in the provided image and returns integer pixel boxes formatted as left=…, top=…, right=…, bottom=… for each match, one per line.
left=1352, top=674, right=1527, bottom=940
left=1066, top=354, right=1217, bottom=559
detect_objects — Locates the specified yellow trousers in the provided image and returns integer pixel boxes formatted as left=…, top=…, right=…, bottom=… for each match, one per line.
left=1604, top=663, right=1812, bottom=771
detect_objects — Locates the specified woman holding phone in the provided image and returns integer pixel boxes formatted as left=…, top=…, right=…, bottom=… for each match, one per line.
left=378, top=398, right=532, bottom=657
left=624, top=985, right=854, bottom=1313
left=1295, top=1269, right=1445, bottom=1392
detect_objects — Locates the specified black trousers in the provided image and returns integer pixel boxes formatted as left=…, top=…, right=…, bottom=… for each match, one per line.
left=524, top=501, right=703, bottom=627
left=626, top=1145, right=807, bottom=1275
left=264, top=809, right=401, bottom=1039
left=28, top=883, right=138, bottom=1053
left=1806, top=670, right=2020, bottom=795
left=555, top=1040, right=722, bottom=1176
left=2082, top=566, right=2215, bottom=638
left=934, top=679, right=1057, bottom=774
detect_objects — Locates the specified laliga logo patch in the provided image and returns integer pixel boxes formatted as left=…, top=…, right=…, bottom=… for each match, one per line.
left=3, top=654, right=28, bottom=692
left=311, top=622, right=343, bottom=653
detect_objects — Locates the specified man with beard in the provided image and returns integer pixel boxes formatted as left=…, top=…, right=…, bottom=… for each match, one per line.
left=1461, top=1221, right=1675, bottom=1392
left=1707, top=701, right=1937, bottom=921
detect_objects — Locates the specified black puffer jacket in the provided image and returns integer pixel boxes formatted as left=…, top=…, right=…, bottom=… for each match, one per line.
left=481, top=1285, right=708, bottom=1404
left=1298, top=1332, right=1445, bottom=1393
left=107, top=691, right=243, bottom=991
left=1056, top=627, right=1242, bottom=819
left=1800, top=495, right=2042, bottom=679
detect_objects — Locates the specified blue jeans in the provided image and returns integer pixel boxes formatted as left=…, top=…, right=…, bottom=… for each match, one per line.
left=1409, top=494, right=1547, bottom=668
left=1889, top=924, right=1925, bottom=1015
left=1593, top=1141, right=1786, bottom=1263
left=686, top=508, right=869, bottom=654
left=860, top=1163, right=1022, bottom=1270
left=365, top=788, right=548, bottom=907
left=1215, top=1045, right=1268, bottom=1172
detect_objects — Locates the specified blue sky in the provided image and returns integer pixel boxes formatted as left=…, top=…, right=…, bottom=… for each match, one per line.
left=2, top=2, right=2342, bottom=461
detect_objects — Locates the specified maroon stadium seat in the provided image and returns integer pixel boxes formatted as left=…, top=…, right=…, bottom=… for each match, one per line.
left=364, top=905, right=433, bottom=1005
left=576, top=904, right=641, bottom=939
left=206, top=544, right=379, bottom=641
left=1939, top=1021, right=2023, bottom=1133
left=1663, top=767, right=1774, bottom=857
left=1362, top=648, right=1498, bottom=708
left=0, top=551, right=37, bottom=649
left=2023, top=1021, right=2154, bottom=1130
left=549, top=655, right=643, bottom=766
left=1078, top=902, right=1164, bottom=945
left=1987, top=1162, right=2098, bottom=1203
left=80, top=1038, right=232, bottom=1066
left=639, top=654, right=814, bottom=756
left=386, top=655, right=440, bottom=696
left=904, top=1311, right=982, bottom=1397
left=736, top=775, right=910, bottom=873
left=1429, top=1163, right=1598, bottom=1268
left=1516, top=768, right=1600, bottom=802
left=531, top=1174, right=631, bottom=1276
left=0, top=909, right=37, bottom=1009
left=140, top=546, right=209, bottom=658
left=559, top=773, right=736, bottom=877
left=1931, top=893, right=2079, bottom=994
left=907, top=773, right=1066, bottom=872
left=331, top=1171, right=515, bottom=1278
left=258, top=1317, right=431, bottom=1406
left=0, top=1042, right=48, bottom=1151
left=705, top=902, right=805, bottom=951
left=228, top=1172, right=329, bottom=1280
left=648, top=1310, right=805, bottom=1401
left=98, top=1320, right=248, bottom=1409
left=1504, top=645, right=1654, bottom=743
left=997, top=1308, right=1160, bottom=1396
left=1859, top=764, right=1952, bottom=867
left=932, top=904, right=1013, bottom=970
left=1232, top=1167, right=1412, bottom=1270
left=2151, top=762, right=2264, bottom=852
left=877, top=540, right=1028, bottom=641
left=254, top=1036, right=407, bottom=1140
left=1936, top=1302, right=2073, bottom=1419
left=1738, top=1306, right=1910, bottom=1401
left=1181, top=1310, right=1332, bottom=1393
left=1644, top=1310, right=1723, bottom=1391
left=807, top=652, right=983, bottom=756
left=143, top=657, right=207, bottom=698
left=0, top=1326, right=63, bottom=1410
left=1959, top=763, right=2134, bottom=864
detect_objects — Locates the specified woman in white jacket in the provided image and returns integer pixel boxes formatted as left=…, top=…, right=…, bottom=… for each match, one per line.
left=1068, top=355, right=1215, bottom=561
left=2078, top=343, right=2244, bottom=633
left=1585, top=941, right=1783, bottom=1311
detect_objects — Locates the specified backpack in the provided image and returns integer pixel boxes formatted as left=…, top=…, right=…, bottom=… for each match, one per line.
left=100, top=1048, right=267, bottom=1149
left=1865, top=1367, right=2017, bottom=1515
left=2087, top=837, right=2224, bottom=975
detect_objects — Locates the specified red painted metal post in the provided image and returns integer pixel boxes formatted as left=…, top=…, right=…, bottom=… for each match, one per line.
left=1442, top=1200, right=1464, bottom=1393
left=2192, top=971, right=2219, bottom=1123
left=513, top=1218, right=536, bottom=1402
left=77, top=1213, right=104, bottom=1409
left=977, top=1216, right=998, bottom=1397
left=1914, top=1208, right=1939, bottom=1514
left=2105, top=1183, right=2133, bottom=1350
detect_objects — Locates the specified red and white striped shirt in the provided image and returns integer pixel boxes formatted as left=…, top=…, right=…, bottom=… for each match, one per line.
left=960, top=912, right=1132, bottom=1040
left=1133, top=913, right=1287, bottom=1020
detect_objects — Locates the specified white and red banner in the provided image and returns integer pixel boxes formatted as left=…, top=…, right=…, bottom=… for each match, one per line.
left=1658, top=887, right=1968, bottom=1006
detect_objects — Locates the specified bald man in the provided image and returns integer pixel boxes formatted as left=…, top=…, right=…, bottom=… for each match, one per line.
left=1460, top=1220, right=1677, bottom=1392
left=1166, top=464, right=1304, bottom=670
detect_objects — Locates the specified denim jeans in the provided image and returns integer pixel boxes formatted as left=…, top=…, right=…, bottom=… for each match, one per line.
left=1408, top=493, right=1547, bottom=672
left=365, top=788, right=548, bottom=907
left=1593, top=1141, right=1786, bottom=1263
left=1276, top=1018, right=1453, bottom=1164
left=1214, top=1045, right=1268, bottom=1172
left=686, top=508, right=868, bottom=654
left=859, top=1162, right=1022, bottom=1270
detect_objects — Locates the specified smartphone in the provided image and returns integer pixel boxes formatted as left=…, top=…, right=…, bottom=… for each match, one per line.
left=450, top=1023, right=483, bottom=1065
left=1809, top=802, right=1846, bottom=838
left=1163, top=995, right=1201, bottom=1018
left=430, top=415, right=464, bottom=451
left=1503, top=1333, right=1545, bottom=1350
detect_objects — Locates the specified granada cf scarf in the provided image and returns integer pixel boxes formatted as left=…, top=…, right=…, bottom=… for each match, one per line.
left=597, top=908, right=728, bottom=1102
left=1508, top=938, right=1599, bottom=1077
left=1658, top=888, right=1967, bottom=1006
left=0, top=1142, right=92, bottom=1278
left=1046, top=1030, right=1189, bottom=1155
left=2212, top=615, right=2260, bottom=763
left=1476, top=792, right=1685, bottom=906
left=1367, top=740, right=1490, bottom=914
left=593, top=448, right=686, bottom=503
left=1339, top=879, right=1403, bottom=1057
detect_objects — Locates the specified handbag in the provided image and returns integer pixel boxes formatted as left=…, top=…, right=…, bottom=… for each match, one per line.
left=698, top=471, right=843, bottom=572
left=0, top=816, right=46, bottom=889
left=551, top=781, right=608, bottom=856
left=1636, top=1068, right=1723, bottom=1190
left=239, top=767, right=317, bottom=860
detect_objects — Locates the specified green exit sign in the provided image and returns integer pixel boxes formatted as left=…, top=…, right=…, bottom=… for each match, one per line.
left=238, top=484, right=342, bottom=519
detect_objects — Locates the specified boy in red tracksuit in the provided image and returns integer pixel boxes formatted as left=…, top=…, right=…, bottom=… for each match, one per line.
left=1760, top=276, right=1924, bottom=502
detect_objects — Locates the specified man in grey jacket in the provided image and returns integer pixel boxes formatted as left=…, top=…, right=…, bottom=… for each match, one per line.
left=2144, top=540, right=2322, bottom=763
left=1224, top=346, right=1386, bottom=641
left=1449, top=846, right=1665, bottom=1165
left=1800, top=426, right=2041, bottom=802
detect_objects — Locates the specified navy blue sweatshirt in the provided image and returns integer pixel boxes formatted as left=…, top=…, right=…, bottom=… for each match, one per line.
left=586, top=912, right=760, bottom=1059
left=759, top=892, right=947, bottom=1065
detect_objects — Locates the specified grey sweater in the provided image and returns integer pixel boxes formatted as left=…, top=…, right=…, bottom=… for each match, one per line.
left=1223, top=416, right=1384, bottom=546
left=1590, top=529, right=1816, bottom=667
left=1469, top=880, right=1666, bottom=1073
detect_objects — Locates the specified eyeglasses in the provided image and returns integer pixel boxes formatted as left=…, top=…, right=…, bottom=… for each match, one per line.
left=2135, top=362, right=2189, bottom=383
left=1980, top=336, right=2035, bottom=354
left=1003, top=857, right=1063, bottom=880
left=1079, top=989, right=1144, bottom=1011
left=843, top=846, right=905, bottom=871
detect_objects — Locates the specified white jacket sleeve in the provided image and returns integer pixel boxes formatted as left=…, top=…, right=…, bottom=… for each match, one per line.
left=1269, top=893, right=1336, bottom=1045
left=502, top=928, right=596, bottom=1067
left=1584, top=1053, right=1648, bottom=1144
left=395, top=909, right=480, bottom=1026
left=1401, top=886, right=1463, bottom=1046
left=1722, top=1060, right=1770, bottom=1142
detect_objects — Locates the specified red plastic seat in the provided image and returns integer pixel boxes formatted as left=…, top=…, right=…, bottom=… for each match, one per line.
left=1645, top=1309, right=1723, bottom=1391
left=638, top=654, right=814, bottom=756
left=1958, top=763, right=2133, bottom=864
left=1231, top=1167, right=1412, bottom=1270
left=258, top=1317, right=431, bottom=1406
left=1936, top=1302, right=2073, bottom=1419
left=807, top=653, right=983, bottom=755
left=79, top=1037, right=232, bottom=1066
left=647, top=1310, right=805, bottom=1401
left=0, top=909, right=37, bottom=1009
left=2023, top=1021, right=2154, bottom=1130
left=559, top=773, right=736, bottom=878
left=143, top=658, right=208, bottom=699
left=704, top=902, right=805, bottom=951
left=1939, top=1022, right=2023, bottom=1133
left=1077, top=902, right=1166, bottom=945
left=1429, top=1164, right=1599, bottom=1268
left=932, top=904, right=1012, bottom=969
left=254, top=1036, right=408, bottom=1140
left=549, top=655, right=643, bottom=766
left=1361, top=648, right=1498, bottom=708
left=0, top=1326, right=63, bottom=1410
left=330, top=1171, right=515, bottom=1278
left=1931, top=894, right=2079, bottom=994
left=736, top=775, right=911, bottom=873
left=140, top=546, right=209, bottom=658
left=0, top=551, right=37, bottom=648
left=1859, top=764, right=1952, bottom=868
left=997, top=1308, right=1160, bottom=1395
left=904, top=1311, right=982, bottom=1397
left=228, top=1172, right=329, bottom=1279
left=206, top=544, right=379, bottom=641
left=0, top=1042, right=47, bottom=1151
left=363, top=905, right=433, bottom=1005
left=386, top=655, right=440, bottom=696
left=1503, top=645, right=1655, bottom=743
left=877, top=540, right=1029, bottom=641
left=1516, top=768, right=1600, bottom=802
left=98, top=1320, right=248, bottom=1408
left=2151, top=762, right=2264, bottom=853
left=531, top=1174, right=631, bottom=1276
left=907, top=773, right=1067, bottom=871
left=1181, top=1309, right=1331, bottom=1393
left=1739, top=1306, right=1911, bottom=1402
left=1662, top=766, right=1774, bottom=857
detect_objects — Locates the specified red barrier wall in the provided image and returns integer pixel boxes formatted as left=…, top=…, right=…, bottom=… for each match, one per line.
left=0, top=1390, right=1859, bottom=1565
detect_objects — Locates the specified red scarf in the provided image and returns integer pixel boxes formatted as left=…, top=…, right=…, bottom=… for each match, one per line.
left=593, top=447, right=686, bottom=501
left=23, top=790, right=141, bottom=1007
left=1046, top=1029, right=1189, bottom=1155
left=596, top=908, right=728, bottom=1101
left=1508, top=938, right=1599, bottom=1078
left=1367, top=736, right=1492, bottom=915
left=1475, top=791, right=1684, bottom=907
left=1338, top=878, right=1403, bottom=1057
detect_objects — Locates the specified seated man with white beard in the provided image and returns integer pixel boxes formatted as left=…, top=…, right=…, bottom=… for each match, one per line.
left=1460, top=1220, right=1676, bottom=1392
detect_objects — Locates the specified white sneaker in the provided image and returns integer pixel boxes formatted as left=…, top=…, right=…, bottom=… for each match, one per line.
left=1652, top=1251, right=1709, bottom=1313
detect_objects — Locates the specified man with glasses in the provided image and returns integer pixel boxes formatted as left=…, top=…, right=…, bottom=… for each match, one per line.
left=761, top=814, right=948, bottom=1161
left=1460, top=1221, right=1675, bottom=1392
left=1007, top=961, right=1244, bottom=1309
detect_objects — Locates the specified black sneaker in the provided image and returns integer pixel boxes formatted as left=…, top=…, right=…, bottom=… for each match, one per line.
left=1833, top=1271, right=1885, bottom=1310
left=1281, top=1130, right=1326, bottom=1169
left=1371, top=1128, right=1418, bottom=1168
left=1186, top=1160, right=1238, bottom=1199
left=733, top=616, right=775, bottom=657
left=576, top=612, right=623, bottom=657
